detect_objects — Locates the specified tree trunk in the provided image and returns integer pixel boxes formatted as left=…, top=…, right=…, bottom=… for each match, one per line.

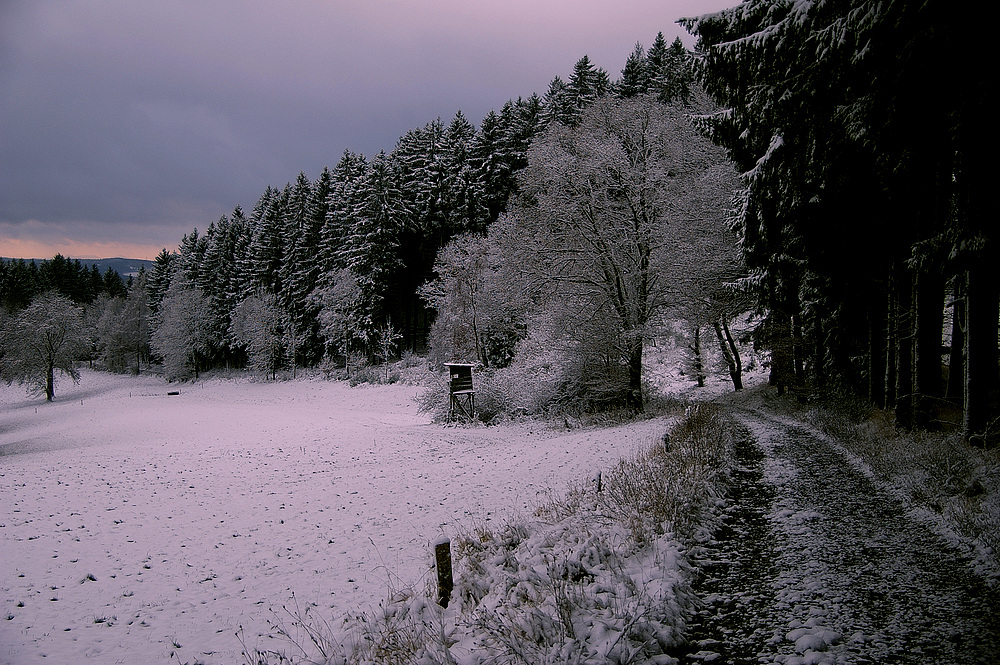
left=868, top=279, right=887, bottom=407
left=792, top=313, right=805, bottom=386
left=691, top=325, right=705, bottom=388
left=627, top=340, right=644, bottom=412
left=45, top=362, right=55, bottom=401
left=963, top=264, right=999, bottom=440
left=769, top=312, right=793, bottom=396
left=723, top=316, right=744, bottom=390
left=884, top=270, right=897, bottom=408
left=913, top=268, right=944, bottom=429
left=894, top=263, right=914, bottom=430
left=947, top=275, right=965, bottom=404
left=713, top=317, right=743, bottom=390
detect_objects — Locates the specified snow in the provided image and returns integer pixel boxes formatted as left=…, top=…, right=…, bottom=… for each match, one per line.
left=0, top=369, right=670, bottom=664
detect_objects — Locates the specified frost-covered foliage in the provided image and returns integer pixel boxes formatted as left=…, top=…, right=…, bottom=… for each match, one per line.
left=91, top=273, right=151, bottom=374
left=247, top=404, right=736, bottom=665
left=230, top=292, right=287, bottom=379
left=149, top=278, right=214, bottom=381
left=0, top=291, right=88, bottom=400
left=421, top=95, right=740, bottom=416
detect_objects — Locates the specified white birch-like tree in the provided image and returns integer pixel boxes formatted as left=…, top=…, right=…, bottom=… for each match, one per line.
left=1, top=292, right=88, bottom=401
left=150, top=278, right=214, bottom=381
left=230, top=292, right=286, bottom=380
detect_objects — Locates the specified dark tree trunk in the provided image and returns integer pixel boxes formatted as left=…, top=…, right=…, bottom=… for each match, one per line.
left=769, top=312, right=794, bottom=396
left=713, top=317, right=743, bottom=390
left=884, top=270, right=897, bottom=408
left=627, top=341, right=644, bottom=412
left=947, top=275, right=965, bottom=404
left=792, top=313, right=805, bottom=386
left=894, top=262, right=914, bottom=430
left=913, top=268, right=944, bottom=429
left=963, top=265, right=999, bottom=440
left=691, top=325, right=705, bottom=388
left=45, top=363, right=55, bottom=401
left=868, top=278, right=888, bottom=407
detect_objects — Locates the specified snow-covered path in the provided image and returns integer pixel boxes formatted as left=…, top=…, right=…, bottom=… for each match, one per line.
left=680, top=409, right=1000, bottom=664
left=1, top=371, right=666, bottom=665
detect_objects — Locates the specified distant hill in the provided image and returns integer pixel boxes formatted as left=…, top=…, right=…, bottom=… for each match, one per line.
left=1, top=257, right=154, bottom=278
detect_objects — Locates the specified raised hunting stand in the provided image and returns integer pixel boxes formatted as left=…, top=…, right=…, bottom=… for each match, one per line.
left=444, top=363, right=475, bottom=420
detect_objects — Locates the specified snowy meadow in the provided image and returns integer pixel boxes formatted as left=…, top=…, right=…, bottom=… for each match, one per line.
left=1, top=369, right=678, bottom=664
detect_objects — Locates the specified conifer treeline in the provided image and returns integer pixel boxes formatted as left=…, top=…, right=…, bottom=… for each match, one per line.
left=139, top=35, right=694, bottom=371
left=0, top=254, right=128, bottom=311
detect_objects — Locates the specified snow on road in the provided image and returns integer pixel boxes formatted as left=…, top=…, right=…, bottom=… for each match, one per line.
left=680, top=408, right=1000, bottom=664
left=0, top=370, right=666, bottom=665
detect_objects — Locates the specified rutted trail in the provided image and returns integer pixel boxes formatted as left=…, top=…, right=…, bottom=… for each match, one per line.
left=680, top=408, right=1000, bottom=664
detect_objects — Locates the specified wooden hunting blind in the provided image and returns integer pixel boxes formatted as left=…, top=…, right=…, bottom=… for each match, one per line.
left=444, top=363, right=475, bottom=420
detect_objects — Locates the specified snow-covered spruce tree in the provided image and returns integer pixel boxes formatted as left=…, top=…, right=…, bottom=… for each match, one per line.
left=334, top=151, right=411, bottom=343
left=471, top=108, right=515, bottom=222
left=150, top=277, right=214, bottom=381
left=319, top=151, right=367, bottom=277
left=0, top=291, right=88, bottom=401
left=616, top=42, right=649, bottom=98
left=247, top=185, right=288, bottom=296
left=145, top=248, right=176, bottom=316
left=684, top=0, right=995, bottom=436
left=507, top=94, right=738, bottom=412
left=279, top=171, right=324, bottom=366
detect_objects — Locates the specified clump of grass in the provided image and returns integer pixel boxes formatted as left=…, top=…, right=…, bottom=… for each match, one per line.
left=597, top=403, right=730, bottom=545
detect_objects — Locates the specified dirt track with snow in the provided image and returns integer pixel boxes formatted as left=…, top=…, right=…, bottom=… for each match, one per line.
left=679, top=408, right=1000, bottom=664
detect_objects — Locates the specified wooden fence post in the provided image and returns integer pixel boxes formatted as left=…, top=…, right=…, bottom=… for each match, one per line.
left=434, top=538, right=454, bottom=608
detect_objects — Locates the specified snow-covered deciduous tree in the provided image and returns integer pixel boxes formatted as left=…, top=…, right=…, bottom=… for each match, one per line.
left=373, top=320, right=403, bottom=382
left=0, top=292, right=88, bottom=401
left=150, top=278, right=214, bottom=381
left=92, top=275, right=150, bottom=375
left=230, top=292, right=286, bottom=380
left=508, top=94, right=738, bottom=411
left=311, top=268, right=364, bottom=376
left=420, top=233, right=497, bottom=368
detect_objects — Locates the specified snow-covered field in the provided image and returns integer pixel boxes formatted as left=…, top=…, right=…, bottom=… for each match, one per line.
left=1, top=369, right=671, bottom=664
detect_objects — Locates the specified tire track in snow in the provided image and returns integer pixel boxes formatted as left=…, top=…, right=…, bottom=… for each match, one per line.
left=679, top=408, right=1000, bottom=664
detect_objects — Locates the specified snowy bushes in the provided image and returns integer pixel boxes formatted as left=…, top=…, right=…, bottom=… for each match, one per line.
left=247, top=404, right=737, bottom=664
left=417, top=361, right=562, bottom=424
left=598, top=403, right=729, bottom=545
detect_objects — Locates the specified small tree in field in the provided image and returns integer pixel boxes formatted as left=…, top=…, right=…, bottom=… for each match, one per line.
left=230, top=292, right=286, bottom=379
left=373, top=320, right=402, bottom=382
left=150, top=278, right=214, bottom=381
left=0, top=292, right=88, bottom=401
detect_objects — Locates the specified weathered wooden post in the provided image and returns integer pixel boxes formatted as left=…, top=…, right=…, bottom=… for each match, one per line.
left=434, top=537, right=454, bottom=608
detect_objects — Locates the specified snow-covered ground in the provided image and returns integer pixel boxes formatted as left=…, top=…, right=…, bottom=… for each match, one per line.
left=0, top=369, right=672, bottom=665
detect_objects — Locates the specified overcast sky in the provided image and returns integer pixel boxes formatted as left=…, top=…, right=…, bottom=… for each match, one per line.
left=1, top=0, right=736, bottom=261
